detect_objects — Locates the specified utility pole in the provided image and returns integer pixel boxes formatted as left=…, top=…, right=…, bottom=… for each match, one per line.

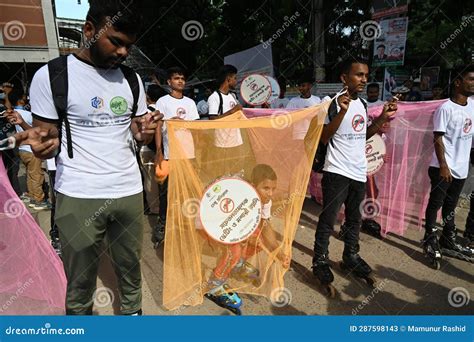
left=312, top=0, right=325, bottom=82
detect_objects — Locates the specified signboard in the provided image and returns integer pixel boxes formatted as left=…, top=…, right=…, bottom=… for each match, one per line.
left=371, top=0, right=408, bottom=20
left=199, top=178, right=262, bottom=244
left=372, top=17, right=409, bottom=67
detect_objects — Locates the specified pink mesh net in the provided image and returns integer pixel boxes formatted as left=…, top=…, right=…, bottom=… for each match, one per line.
left=306, top=100, right=446, bottom=235
left=0, top=153, right=66, bottom=315
left=247, top=100, right=445, bottom=236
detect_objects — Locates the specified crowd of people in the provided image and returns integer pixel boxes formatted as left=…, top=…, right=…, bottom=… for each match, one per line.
left=1, top=0, right=473, bottom=315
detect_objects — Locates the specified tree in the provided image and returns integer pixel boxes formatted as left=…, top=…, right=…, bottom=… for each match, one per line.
left=407, top=0, right=474, bottom=69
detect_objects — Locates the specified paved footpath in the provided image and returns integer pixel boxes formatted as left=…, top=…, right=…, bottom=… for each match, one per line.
left=33, top=195, right=473, bottom=316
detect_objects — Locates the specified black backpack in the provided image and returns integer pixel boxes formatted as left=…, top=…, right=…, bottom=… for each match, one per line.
left=47, top=55, right=140, bottom=158
left=312, top=95, right=368, bottom=173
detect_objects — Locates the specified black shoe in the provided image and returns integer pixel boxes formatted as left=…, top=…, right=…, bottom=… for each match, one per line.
left=341, top=253, right=372, bottom=277
left=463, top=231, right=474, bottom=249
left=423, top=232, right=442, bottom=258
left=152, top=229, right=165, bottom=247
left=440, top=233, right=474, bottom=259
left=152, top=217, right=166, bottom=247
left=361, top=219, right=382, bottom=238
left=51, top=238, right=62, bottom=256
left=125, top=309, right=142, bottom=316
left=312, top=255, right=334, bottom=284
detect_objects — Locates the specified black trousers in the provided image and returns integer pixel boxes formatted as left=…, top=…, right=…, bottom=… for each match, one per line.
left=2, top=148, right=21, bottom=195
left=313, top=171, right=366, bottom=262
left=48, top=170, right=58, bottom=239
left=465, top=191, right=474, bottom=238
left=424, top=167, right=465, bottom=235
left=158, top=177, right=168, bottom=222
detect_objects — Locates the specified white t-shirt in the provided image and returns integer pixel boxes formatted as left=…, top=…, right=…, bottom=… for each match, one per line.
left=286, top=95, right=321, bottom=140
left=155, top=94, right=199, bottom=160
left=429, top=99, right=474, bottom=179
left=15, top=108, right=33, bottom=153
left=30, top=54, right=148, bottom=199
left=322, top=96, right=368, bottom=182
left=208, top=91, right=243, bottom=148
left=46, top=158, right=56, bottom=171
left=366, top=99, right=384, bottom=108
left=270, top=97, right=290, bottom=109
left=262, top=199, right=272, bottom=220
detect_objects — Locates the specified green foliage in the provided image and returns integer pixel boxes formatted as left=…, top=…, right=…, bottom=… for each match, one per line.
left=136, top=0, right=473, bottom=83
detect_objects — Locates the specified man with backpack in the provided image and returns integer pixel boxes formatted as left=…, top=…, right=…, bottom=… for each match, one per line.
left=207, top=65, right=245, bottom=177
left=29, top=0, right=162, bottom=315
left=312, top=57, right=397, bottom=292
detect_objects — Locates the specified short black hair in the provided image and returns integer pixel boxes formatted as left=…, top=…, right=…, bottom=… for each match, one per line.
left=432, top=83, right=443, bottom=89
left=339, top=56, right=369, bottom=76
left=251, top=164, right=277, bottom=185
left=167, top=66, right=186, bottom=80
left=8, top=87, right=24, bottom=106
left=451, top=64, right=474, bottom=86
left=367, top=83, right=379, bottom=91
left=377, top=44, right=386, bottom=49
left=297, top=70, right=315, bottom=85
left=147, top=84, right=167, bottom=102
left=216, top=65, right=238, bottom=87
left=86, top=0, right=143, bottom=35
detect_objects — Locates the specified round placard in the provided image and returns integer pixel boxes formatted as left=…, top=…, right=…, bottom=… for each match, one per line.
left=366, top=134, right=386, bottom=176
left=200, top=177, right=262, bottom=244
left=265, top=76, right=281, bottom=104
left=240, top=74, right=272, bottom=106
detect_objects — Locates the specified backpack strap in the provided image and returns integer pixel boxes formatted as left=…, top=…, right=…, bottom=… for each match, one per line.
left=217, top=91, right=223, bottom=115
left=48, top=55, right=73, bottom=158
left=119, top=64, right=139, bottom=117
left=359, top=97, right=368, bottom=113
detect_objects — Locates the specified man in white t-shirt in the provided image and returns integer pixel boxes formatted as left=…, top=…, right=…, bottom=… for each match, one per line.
left=423, top=65, right=474, bottom=263
left=208, top=65, right=242, bottom=144
left=5, top=88, right=50, bottom=210
left=28, top=1, right=162, bottom=316
left=366, top=83, right=384, bottom=108
left=136, top=84, right=166, bottom=218
left=270, top=78, right=290, bottom=109
left=286, top=73, right=321, bottom=140
left=207, top=65, right=248, bottom=177
left=312, top=57, right=397, bottom=288
left=152, top=67, right=199, bottom=246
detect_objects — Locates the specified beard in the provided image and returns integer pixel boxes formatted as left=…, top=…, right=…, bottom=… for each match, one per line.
left=89, top=43, right=124, bottom=69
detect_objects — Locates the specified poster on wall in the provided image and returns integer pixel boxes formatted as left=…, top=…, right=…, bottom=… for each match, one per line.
left=420, top=67, right=440, bottom=91
left=372, top=17, right=409, bottom=67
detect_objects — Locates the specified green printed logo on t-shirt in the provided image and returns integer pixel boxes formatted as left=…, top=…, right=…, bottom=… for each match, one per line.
left=110, top=96, right=128, bottom=115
